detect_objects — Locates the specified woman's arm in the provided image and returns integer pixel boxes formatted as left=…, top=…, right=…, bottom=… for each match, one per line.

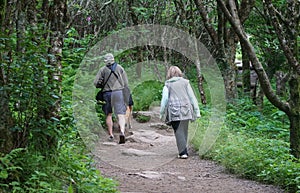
left=186, top=82, right=201, bottom=118
left=160, top=85, right=169, bottom=119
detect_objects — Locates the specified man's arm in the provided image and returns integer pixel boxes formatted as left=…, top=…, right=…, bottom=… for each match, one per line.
left=94, top=69, right=103, bottom=88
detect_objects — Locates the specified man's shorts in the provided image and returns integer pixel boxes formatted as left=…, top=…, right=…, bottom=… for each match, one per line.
left=102, top=90, right=126, bottom=115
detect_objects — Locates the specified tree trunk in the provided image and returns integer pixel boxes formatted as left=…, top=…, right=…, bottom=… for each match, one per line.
left=198, top=74, right=207, bottom=105
left=48, top=0, right=67, bottom=117
left=223, top=68, right=237, bottom=100
left=16, top=0, right=26, bottom=53
left=289, top=74, right=300, bottom=158
left=195, top=57, right=207, bottom=105
left=40, top=0, right=67, bottom=148
left=0, top=0, right=6, bottom=25
left=241, top=41, right=251, bottom=95
left=0, top=103, right=14, bottom=153
left=289, top=114, right=300, bottom=159
left=256, top=85, right=264, bottom=111
left=0, top=0, right=14, bottom=153
left=0, top=66, right=14, bottom=153
left=263, top=0, right=300, bottom=158
left=275, top=71, right=289, bottom=97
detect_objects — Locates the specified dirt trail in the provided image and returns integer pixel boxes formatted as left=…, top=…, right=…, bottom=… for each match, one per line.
left=93, top=107, right=284, bottom=193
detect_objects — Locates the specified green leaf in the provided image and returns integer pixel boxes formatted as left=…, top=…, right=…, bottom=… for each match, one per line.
left=0, top=170, right=8, bottom=179
left=68, top=184, right=74, bottom=193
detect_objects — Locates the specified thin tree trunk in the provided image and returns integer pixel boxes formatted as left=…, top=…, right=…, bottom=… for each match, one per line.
left=16, top=0, right=26, bottom=53
left=289, top=115, right=300, bottom=158
left=275, top=71, right=289, bottom=97
left=48, top=0, right=67, bottom=118
left=256, top=86, right=264, bottom=111
left=289, top=74, right=300, bottom=158
left=0, top=64, right=14, bottom=153
left=198, top=74, right=206, bottom=105
left=241, top=41, right=251, bottom=95
left=40, top=0, right=67, bottom=148
left=194, top=47, right=207, bottom=105
left=223, top=68, right=237, bottom=100
left=0, top=0, right=6, bottom=24
left=0, top=0, right=15, bottom=153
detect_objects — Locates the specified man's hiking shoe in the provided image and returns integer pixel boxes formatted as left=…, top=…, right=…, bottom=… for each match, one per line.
left=108, top=135, right=114, bottom=141
left=119, top=133, right=125, bottom=144
left=178, top=154, right=188, bottom=159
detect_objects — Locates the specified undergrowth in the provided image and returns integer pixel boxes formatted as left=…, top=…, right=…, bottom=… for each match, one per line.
left=0, top=139, right=118, bottom=193
left=192, top=98, right=300, bottom=193
left=0, top=28, right=118, bottom=193
left=131, top=80, right=163, bottom=111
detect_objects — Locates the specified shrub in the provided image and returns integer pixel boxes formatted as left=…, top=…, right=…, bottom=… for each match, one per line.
left=0, top=139, right=118, bottom=193
left=132, top=80, right=163, bottom=111
left=192, top=99, right=300, bottom=192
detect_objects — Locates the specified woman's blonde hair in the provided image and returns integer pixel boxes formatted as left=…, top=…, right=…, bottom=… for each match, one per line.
left=166, top=66, right=183, bottom=80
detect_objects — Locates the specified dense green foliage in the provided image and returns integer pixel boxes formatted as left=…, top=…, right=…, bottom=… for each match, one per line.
left=0, top=141, right=117, bottom=192
left=192, top=99, right=300, bottom=192
left=0, top=27, right=118, bottom=192
left=1, top=28, right=60, bottom=151
left=132, top=80, right=163, bottom=111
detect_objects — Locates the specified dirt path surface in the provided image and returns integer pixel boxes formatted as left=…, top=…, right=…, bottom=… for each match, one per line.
left=93, top=107, right=284, bottom=193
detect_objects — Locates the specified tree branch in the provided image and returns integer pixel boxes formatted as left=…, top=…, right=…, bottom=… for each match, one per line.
left=216, top=0, right=291, bottom=114
left=193, top=0, right=218, bottom=46
left=100, top=0, right=113, bottom=11
left=238, top=0, right=255, bottom=23
left=263, top=0, right=300, bottom=75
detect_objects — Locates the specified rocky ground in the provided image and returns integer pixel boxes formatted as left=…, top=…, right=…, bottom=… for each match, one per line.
left=92, top=107, right=284, bottom=193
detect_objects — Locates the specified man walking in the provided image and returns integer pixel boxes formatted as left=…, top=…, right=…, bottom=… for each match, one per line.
left=94, top=53, right=128, bottom=144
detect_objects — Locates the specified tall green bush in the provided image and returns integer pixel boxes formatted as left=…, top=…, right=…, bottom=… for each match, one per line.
left=132, top=80, right=163, bottom=111
left=0, top=27, right=118, bottom=192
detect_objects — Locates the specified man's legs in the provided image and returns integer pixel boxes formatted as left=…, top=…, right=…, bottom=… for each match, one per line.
left=117, top=114, right=126, bottom=144
left=117, top=114, right=126, bottom=134
left=111, top=90, right=127, bottom=144
left=106, top=113, right=114, bottom=137
left=102, top=92, right=114, bottom=140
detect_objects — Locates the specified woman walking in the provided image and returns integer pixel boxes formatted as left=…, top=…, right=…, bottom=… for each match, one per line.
left=160, top=66, right=200, bottom=159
